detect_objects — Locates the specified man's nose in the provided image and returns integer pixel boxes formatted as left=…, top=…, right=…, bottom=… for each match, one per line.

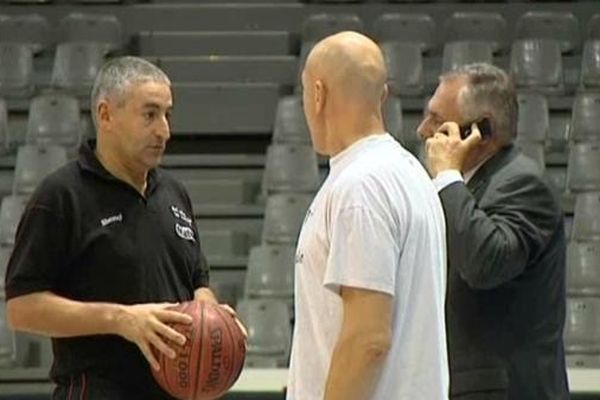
left=416, top=120, right=433, bottom=141
left=156, top=115, right=171, bottom=141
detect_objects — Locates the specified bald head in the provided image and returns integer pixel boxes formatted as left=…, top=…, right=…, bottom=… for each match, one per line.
left=304, top=31, right=387, bottom=108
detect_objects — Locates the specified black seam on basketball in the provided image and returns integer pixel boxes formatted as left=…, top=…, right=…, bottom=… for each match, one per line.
left=186, top=302, right=198, bottom=400
left=219, top=307, right=238, bottom=392
left=161, top=342, right=170, bottom=395
left=193, top=302, right=205, bottom=400
left=217, top=307, right=234, bottom=391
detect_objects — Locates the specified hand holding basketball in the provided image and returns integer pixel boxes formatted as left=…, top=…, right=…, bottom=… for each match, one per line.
left=115, top=302, right=193, bottom=371
left=152, top=301, right=247, bottom=400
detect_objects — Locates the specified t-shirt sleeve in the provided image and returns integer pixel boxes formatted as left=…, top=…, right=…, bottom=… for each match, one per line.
left=192, top=245, right=210, bottom=289
left=323, top=205, right=401, bottom=297
left=4, top=202, right=70, bottom=300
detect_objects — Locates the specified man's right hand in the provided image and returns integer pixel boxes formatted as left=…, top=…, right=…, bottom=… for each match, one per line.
left=114, top=303, right=192, bottom=371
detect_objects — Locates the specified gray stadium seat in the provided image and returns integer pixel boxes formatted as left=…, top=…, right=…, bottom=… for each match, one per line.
left=383, top=96, right=403, bottom=142
left=196, top=218, right=262, bottom=253
left=567, top=143, right=600, bottom=192
left=442, top=41, right=493, bottom=73
left=156, top=56, right=297, bottom=85
left=581, top=40, right=600, bottom=88
left=0, top=99, right=9, bottom=154
left=272, top=96, right=311, bottom=144
left=515, top=142, right=545, bottom=171
left=565, top=216, right=574, bottom=241
left=510, top=39, right=563, bottom=91
left=137, top=31, right=292, bottom=56
left=0, top=195, right=28, bottom=246
left=372, top=13, right=435, bottom=52
left=0, top=292, right=15, bottom=368
left=564, top=296, right=600, bottom=354
left=236, top=298, right=291, bottom=368
left=0, top=244, right=11, bottom=285
left=443, top=12, right=507, bottom=54
left=12, top=332, right=52, bottom=368
left=572, top=192, right=600, bottom=241
left=51, top=42, right=106, bottom=96
left=381, top=42, right=424, bottom=97
left=199, top=229, right=250, bottom=266
left=180, top=178, right=259, bottom=207
left=570, top=91, right=600, bottom=142
left=70, top=0, right=122, bottom=3
left=244, top=243, right=295, bottom=299
left=13, top=145, right=68, bottom=195
left=566, top=354, right=600, bottom=369
left=590, top=14, right=600, bottom=40
left=58, top=12, right=122, bottom=54
left=0, top=14, right=49, bottom=53
left=262, top=193, right=313, bottom=244
left=545, top=167, right=567, bottom=195
left=567, top=240, right=600, bottom=296
left=0, top=43, right=34, bottom=98
left=263, top=143, right=319, bottom=193
left=26, top=92, right=81, bottom=149
left=516, top=11, right=580, bottom=53
left=170, top=83, right=279, bottom=134
left=301, top=13, right=364, bottom=44
left=516, top=93, right=549, bottom=143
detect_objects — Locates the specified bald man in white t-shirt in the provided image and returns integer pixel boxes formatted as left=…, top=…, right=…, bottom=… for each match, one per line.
left=286, top=31, right=449, bottom=400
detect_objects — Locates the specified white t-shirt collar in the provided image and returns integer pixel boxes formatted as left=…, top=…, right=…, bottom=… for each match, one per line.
left=329, top=132, right=390, bottom=170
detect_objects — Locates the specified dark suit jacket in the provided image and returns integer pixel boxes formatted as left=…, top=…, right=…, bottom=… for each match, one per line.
left=439, top=145, right=569, bottom=399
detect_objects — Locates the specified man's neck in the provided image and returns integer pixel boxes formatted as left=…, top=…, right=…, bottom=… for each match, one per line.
left=462, top=142, right=503, bottom=181
left=327, top=114, right=385, bottom=157
left=95, top=142, right=148, bottom=196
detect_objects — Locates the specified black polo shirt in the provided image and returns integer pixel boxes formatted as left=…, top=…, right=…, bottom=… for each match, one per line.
left=5, top=140, right=209, bottom=398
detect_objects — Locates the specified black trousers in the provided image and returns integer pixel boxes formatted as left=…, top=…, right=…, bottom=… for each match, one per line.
left=452, top=391, right=507, bottom=400
left=52, top=373, right=174, bottom=400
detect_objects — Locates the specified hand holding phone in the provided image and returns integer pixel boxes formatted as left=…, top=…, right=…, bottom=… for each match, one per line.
left=459, top=118, right=492, bottom=140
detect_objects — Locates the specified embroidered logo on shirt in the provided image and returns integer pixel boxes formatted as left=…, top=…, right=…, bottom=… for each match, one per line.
left=175, top=223, right=195, bottom=242
left=100, top=213, right=123, bottom=227
left=171, top=205, right=193, bottom=225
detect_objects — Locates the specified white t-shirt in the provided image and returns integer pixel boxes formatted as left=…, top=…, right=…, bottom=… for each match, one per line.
left=287, top=133, right=449, bottom=400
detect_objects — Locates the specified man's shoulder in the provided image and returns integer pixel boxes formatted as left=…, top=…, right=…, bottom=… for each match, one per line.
left=156, top=168, right=187, bottom=193
left=34, top=160, right=82, bottom=196
left=492, top=150, right=549, bottom=188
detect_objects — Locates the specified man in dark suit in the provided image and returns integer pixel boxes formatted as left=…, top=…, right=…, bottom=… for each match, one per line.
left=419, top=63, right=569, bottom=399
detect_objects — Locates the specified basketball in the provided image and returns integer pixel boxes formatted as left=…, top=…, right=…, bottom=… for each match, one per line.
left=152, top=301, right=246, bottom=400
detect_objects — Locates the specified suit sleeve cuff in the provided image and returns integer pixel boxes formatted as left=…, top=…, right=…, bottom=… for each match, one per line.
left=433, top=170, right=464, bottom=192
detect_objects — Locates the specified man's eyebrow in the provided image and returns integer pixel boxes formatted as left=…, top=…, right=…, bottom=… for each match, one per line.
left=141, top=102, right=172, bottom=111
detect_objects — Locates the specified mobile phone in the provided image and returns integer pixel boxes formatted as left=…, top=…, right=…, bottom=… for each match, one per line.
left=460, top=118, right=492, bottom=139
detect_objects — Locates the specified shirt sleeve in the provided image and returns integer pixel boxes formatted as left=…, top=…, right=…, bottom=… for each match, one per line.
left=5, top=202, right=70, bottom=300
left=323, top=205, right=400, bottom=297
left=192, top=246, right=210, bottom=288
left=433, top=169, right=463, bottom=192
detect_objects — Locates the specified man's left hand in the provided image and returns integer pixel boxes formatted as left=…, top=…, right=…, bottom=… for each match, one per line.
left=425, top=122, right=482, bottom=177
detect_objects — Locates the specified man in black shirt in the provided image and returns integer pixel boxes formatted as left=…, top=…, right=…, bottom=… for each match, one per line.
left=5, top=57, right=234, bottom=399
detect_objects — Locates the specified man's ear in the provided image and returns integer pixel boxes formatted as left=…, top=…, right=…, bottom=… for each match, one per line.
left=381, top=83, right=389, bottom=104
left=315, top=79, right=326, bottom=115
left=97, top=101, right=111, bottom=130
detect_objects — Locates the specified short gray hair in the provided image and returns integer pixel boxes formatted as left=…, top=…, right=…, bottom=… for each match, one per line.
left=441, top=63, right=518, bottom=143
left=90, top=56, right=171, bottom=126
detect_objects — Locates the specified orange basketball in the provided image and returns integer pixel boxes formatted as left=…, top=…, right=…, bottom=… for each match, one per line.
left=152, top=301, right=246, bottom=400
